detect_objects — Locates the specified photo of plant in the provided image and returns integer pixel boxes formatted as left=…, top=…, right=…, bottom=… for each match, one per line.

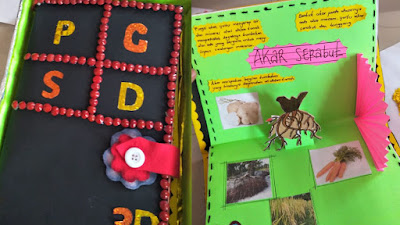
left=270, top=193, right=317, bottom=225
left=310, top=140, right=372, bottom=186
left=216, top=92, right=263, bottom=130
left=226, top=158, right=272, bottom=204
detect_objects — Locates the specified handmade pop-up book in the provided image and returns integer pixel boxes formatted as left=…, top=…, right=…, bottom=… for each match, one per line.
left=0, top=0, right=191, bottom=224
left=192, top=0, right=400, bottom=224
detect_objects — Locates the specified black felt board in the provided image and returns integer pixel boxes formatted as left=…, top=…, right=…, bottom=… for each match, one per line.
left=15, top=60, right=92, bottom=109
left=105, top=7, right=174, bottom=67
left=0, top=2, right=177, bottom=224
left=192, top=82, right=210, bottom=151
left=96, top=68, right=168, bottom=121
left=0, top=110, right=162, bottom=225
left=27, top=4, right=103, bottom=57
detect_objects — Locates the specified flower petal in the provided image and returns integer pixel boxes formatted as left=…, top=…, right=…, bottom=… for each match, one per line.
left=143, top=136, right=156, bottom=142
left=123, top=129, right=142, bottom=139
left=111, top=156, right=127, bottom=173
left=102, top=149, right=113, bottom=166
left=104, top=129, right=158, bottom=190
left=122, top=169, right=150, bottom=182
left=121, top=173, right=157, bottom=190
left=106, top=167, right=121, bottom=182
left=118, top=134, right=132, bottom=143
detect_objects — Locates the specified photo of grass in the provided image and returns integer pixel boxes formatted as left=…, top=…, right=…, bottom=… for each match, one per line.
left=226, top=158, right=272, bottom=204
left=270, top=193, right=317, bottom=225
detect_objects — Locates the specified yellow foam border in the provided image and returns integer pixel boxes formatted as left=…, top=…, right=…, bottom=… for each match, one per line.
left=376, top=46, right=400, bottom=156
left=191, top=97, right=209, bottom=196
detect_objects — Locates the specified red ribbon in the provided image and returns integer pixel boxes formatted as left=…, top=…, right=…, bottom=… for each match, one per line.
left=115, top=137, right=180, bottom=178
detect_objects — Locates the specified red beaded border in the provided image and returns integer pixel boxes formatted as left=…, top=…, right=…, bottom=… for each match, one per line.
left=91, top=5, right=179, bottom=222
left=33, top=0, right=182, bottom=70
left=25, top=2, right=182, bottom=222
left=110, top=2, right=183, bottom=72
left=11, top=100, right=167, bottom=130
left=22, top=2, right=181, bottom=137
left=163, top=72, right=176, bottom=145
left=34, top=0, right=181, bottom=8
left=87, top=2, right=112, bottom=116
left=88, top=2, right=180, bottom=146
left=24, top=53, right=90, bottom=66
left=159, top=175, right=172, bottom=224
left=35, top=0, right=107, bottom=5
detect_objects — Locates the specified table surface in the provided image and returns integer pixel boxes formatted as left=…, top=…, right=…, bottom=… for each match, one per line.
left=0, top=1, right=399, bottom=225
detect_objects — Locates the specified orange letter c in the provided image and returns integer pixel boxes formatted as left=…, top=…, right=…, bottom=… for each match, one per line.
left=123, top=23, right=148, bottom=53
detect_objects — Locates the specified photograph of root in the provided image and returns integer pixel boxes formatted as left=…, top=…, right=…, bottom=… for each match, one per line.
left=216, top=92, right=263, bottom=130
left=270, top=193, right=317, bottom=225
left=226, top=158, right=272, bottom=204
left=310, top=140, right=372, bottom=186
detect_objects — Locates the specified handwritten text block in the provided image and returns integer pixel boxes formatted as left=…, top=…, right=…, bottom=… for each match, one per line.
left=208, top=73, right=295, bottom=93
left=193, top=20, right=269, bottom=58
left=246, top=40, right=347, bottom=70
left=296, top=5, right=367, bottom=32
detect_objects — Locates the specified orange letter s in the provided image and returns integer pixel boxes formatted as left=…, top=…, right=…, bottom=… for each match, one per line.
left=42, top=70, right=64, bottom=99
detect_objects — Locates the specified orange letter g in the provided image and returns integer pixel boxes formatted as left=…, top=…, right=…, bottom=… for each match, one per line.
left=123, top=23, right=148, bottom=53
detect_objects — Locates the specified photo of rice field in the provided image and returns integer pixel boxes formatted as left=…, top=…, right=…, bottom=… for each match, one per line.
left=270, top=193, right=317, bottom=225
left=226, top=158, right=272, bottom=204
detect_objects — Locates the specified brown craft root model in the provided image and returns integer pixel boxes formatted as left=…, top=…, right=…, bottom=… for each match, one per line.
left=265, top=92, right=321, bottom=150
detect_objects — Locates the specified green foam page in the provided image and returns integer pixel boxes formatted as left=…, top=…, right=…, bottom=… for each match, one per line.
left=206, top=119, right=400, bottom=225
left=192, top=0, right=377, bottom=146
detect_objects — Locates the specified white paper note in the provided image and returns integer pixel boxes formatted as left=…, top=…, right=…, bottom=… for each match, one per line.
left=381, top=42, right=400, bottom=141
left=0, top=0, right=21, bottom=25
